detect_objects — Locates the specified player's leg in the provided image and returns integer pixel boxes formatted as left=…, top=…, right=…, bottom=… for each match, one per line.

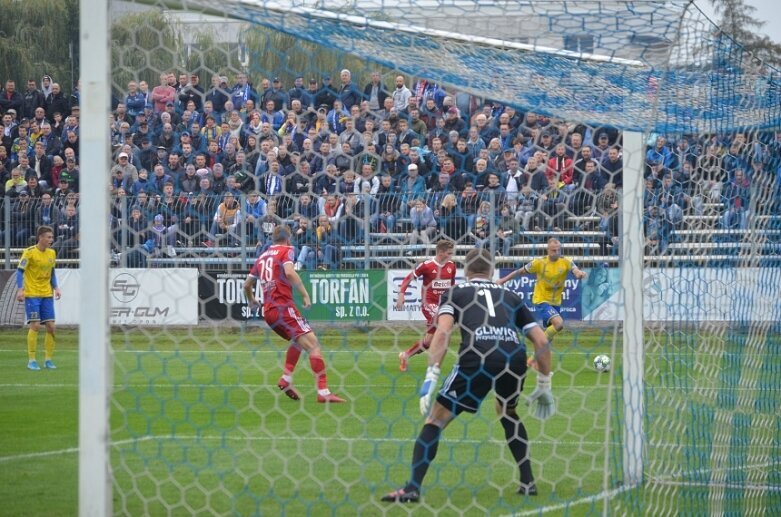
left=383, top=361, right=489, bottom=502
left=495, top=358, right=536, bottom=495
left=381, top=401, right=456, bottom=503
left=25, top=298, right=42, bottom=370
left=42, top=298, right=57, bottom=369
left=544, top=311, right=564, bottom=342
left=265, top=307, right=304, bottom=401
left=295, top=331, right=345, bottom=403
left=399, top=305, right=437, bottom=371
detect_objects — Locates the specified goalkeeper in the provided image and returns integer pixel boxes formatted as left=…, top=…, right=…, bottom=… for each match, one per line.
left=382, top=249, right=554, bottom=503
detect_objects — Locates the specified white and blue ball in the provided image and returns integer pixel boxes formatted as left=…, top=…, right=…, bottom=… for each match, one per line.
left=593, top=354, right=611, bottom=372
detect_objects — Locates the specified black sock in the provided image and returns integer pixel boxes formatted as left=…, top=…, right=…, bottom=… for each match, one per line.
left=501, top=415, right=534, bottom=484
left=407, top=423, right=442, bottom=491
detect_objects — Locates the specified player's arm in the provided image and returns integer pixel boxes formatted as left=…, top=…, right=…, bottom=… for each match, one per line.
left=283, top=262, right=311, bottom=309
left=427, top=313, right=454, bottom=368
left=517, top=305, right=556, bottom=419
left=15, top=268, right=25, bottom=302
left=15, top=251, right=28, bottom=302
left=51, top=269, right=61, bottom=300
left=571, top=261, right=587, bottom=280
left=525, top=325, right=551, bottom=376
left=243, top=274, right=260, bottom=308
left=394, top=270, right=416, bottom=310
left=497, top=262, right=531, bottom=285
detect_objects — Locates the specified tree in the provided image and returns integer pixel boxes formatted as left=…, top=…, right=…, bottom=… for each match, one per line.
left=709, top=0, right=781, bottom=68
left=111, top=11, right=183, bottom=94
left=0, top=0, right=79, bottom=94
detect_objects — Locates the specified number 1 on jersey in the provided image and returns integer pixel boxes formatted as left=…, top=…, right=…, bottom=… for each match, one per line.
left=478, top=289, right=496, bottom=317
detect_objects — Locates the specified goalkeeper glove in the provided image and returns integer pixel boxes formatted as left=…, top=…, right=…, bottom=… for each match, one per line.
left=419, top=365, right=440, bottom=416
left=526, top=372, right=555, bottom=420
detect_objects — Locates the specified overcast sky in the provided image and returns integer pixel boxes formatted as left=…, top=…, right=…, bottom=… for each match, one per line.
left=695, top=0, right=781, bottom=43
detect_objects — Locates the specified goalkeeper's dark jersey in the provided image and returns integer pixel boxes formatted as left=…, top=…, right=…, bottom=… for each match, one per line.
left=437, top=278, right=539, bottom=360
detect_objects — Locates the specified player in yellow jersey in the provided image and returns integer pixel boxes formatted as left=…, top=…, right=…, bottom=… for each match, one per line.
left=498, top=238, right=586, bottom=344
left=16, top=226, right=61, bottom=371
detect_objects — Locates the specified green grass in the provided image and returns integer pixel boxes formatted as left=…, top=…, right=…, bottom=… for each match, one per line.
left=1, top=326, right=779, bottom=516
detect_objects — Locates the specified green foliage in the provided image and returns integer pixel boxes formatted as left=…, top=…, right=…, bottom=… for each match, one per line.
left=111, top=11, right=183, bottom=91
left=241, top=26, right=394, bottom=89
left=184, top=29, right=243, bottom=81
left=0, top=0, right=79, bottom=92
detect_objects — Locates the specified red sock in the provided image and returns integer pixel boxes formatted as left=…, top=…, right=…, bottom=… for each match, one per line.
left=309, top=354, right=328, bottom=390
left=284, top=345, right=302, bottom=376
left=405, top=339, right=432, bottom=357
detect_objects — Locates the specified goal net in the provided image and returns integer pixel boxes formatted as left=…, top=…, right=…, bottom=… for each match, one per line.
left=84, top=0, right=781, bottom=514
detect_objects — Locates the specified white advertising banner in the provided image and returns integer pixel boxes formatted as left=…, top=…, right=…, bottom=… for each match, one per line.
left=387, top=268, right=498, bottom=321
left=55, top=268, right=199, bottom=325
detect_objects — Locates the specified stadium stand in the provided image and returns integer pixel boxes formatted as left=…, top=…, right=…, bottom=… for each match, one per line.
left=1, top=71, right=780, bottom=271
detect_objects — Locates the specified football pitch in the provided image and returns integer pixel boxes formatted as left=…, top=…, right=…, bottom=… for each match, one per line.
left=1, top=326, right=779, bottom=516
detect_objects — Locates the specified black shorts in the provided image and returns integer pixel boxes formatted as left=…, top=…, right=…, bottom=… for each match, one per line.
left=436, top=352, right=528, bottom=415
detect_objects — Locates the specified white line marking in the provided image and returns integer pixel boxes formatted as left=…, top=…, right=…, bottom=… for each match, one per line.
left=503, top=483, right=636, bottom=516
left=651, top=479, right=781, bottom=493
left=0, top=435, right=615, bottom=464
left=0, top=437, right=155, bottom=463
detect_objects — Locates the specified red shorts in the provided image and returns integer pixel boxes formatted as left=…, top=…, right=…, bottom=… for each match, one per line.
left=264, top=305, right=312, bottom=341
left=422, top=303, right=439, bottom=335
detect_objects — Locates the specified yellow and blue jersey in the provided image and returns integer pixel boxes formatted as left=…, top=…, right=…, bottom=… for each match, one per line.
left=18, top=246, right=57, bottom=298
left=524, top=256, right=575, bottom=306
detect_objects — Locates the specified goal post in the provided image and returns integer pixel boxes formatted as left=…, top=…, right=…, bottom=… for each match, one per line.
left=72, top=0, right=781, bottom=515
left=620, top=130, right=646, bottom=488
left=78, top=0, right=112, bottom=515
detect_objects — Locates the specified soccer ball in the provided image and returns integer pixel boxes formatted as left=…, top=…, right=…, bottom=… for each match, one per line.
left=593, top=354, right=611, bottom=372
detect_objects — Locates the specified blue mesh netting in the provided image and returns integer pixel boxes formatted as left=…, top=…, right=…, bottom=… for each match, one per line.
left=178, top=0, right=781, bottom=134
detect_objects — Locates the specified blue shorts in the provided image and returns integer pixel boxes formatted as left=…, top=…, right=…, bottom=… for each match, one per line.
left=534, top=303, right=561, bottom=327
left=25, top=297, right=55, bottom=324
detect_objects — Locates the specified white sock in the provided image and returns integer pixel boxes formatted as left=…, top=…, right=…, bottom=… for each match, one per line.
left=282, top=374, right=292, bottom=383
left=317, top=389, right=330, bottom=396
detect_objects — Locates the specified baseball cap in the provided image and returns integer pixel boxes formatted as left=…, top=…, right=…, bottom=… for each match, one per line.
left=447, top=107, right=458, bottom=114
left=154, top=214, right=164, bottom=222
left=408, top=164, right=418, bottom=171
left=598, top=132, right=609, bottom=139
left=144, top=103, right=154, bottom=109
left=322, top=75, right=331, bottom=81
left=272, top=77, right=281, bottom=82
left=18, top=189, right=29, bottom=196
left=309, top=78, right=317, bottom=84
left=319, top=104, right=329, bottom=110
left=60, top=172, right=73, bottom=182
left=157, top=146, right=167, bottom=151
left=165, top=101, right=174, bottom=107
left=6, top=108, right=16, bottom=115
left=118, top=152, right=129, bottom=159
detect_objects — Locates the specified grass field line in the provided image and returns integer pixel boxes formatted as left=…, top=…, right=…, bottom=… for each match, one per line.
left=0, top=434, right=609, bottom=464
left=651, top=478, right=781, bottom=493
left=0, top=436, right=156, bottom=464
left=503, top=483, right=635, bottom=516
left=0, top=382, right=609, bottom=390
left=0, top=382, right=765, bottom=392
left=0, top=348, right=612, bottom=356
left=2, top=434, right=764, bottom=466
left=650, top=459, right=778, bottom=485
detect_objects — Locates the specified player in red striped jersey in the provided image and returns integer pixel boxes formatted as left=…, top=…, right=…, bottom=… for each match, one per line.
left=395, top=240, right=457, bottom=371
left=244, top=226, right=345, bottom=403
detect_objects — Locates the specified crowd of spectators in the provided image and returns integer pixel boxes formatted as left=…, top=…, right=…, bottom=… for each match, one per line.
left=1, top=69, right=780, bottom=267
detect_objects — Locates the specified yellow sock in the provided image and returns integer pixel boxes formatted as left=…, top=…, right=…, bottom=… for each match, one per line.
left=27, top=330, right=39, bottom=360
left=44, top=332, right=56, bottom=361
left=544, top=326, right=560, bottom=341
